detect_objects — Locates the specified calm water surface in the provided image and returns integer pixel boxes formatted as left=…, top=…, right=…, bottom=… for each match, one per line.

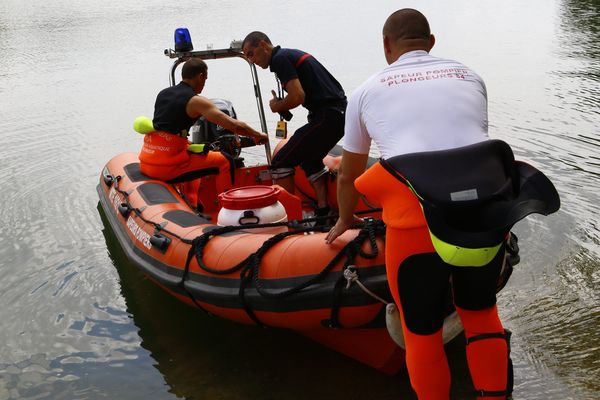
left=0, top=0, right=598, bottom=399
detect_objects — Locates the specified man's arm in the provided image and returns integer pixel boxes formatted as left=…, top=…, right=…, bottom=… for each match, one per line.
left=187, top=96, right=267, bottom=143
left=269, top=78, right=305, bottom=113
left=325, top=150, right=369, bottom=244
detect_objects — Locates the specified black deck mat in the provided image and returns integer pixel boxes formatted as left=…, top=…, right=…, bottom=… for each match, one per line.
left=163, top=210, right=210, bottom=228
left=124, top=163, right=151, bottom=182
left=137, top=183, right=179, bottom=205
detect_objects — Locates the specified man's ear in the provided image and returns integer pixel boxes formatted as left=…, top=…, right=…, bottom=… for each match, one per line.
left=428, top=34, right=436, bottom=51
left=383, top=35, right=395, bottom=64
left=383, top=35, right=391, bottom=55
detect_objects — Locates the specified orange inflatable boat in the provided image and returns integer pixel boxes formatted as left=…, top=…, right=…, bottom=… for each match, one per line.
left=96, top=35, right=487, bottom=374
left=97, top=148, right=410, bottom=373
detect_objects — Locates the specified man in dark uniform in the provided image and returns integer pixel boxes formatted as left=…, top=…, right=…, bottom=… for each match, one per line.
left=242, top=32, right=347, bottom=219
left=139, top=58, right=266, bottom=189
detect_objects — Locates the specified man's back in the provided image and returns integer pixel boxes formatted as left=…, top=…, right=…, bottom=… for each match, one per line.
left=344, top=50, right=488, bottom=159
left=153, top=82, right=197, bottom=136
left=270, top=46, right=346, bottom=112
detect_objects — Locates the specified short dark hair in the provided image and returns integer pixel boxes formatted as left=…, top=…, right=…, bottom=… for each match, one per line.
left=383, top=9, right=431, bottom=42
left=181, top=58, right=207, bottom=79
left=242, top=31, right=272, bottom=49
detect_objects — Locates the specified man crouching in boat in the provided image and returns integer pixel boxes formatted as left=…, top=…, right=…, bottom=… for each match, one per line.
left=326, top=9, right=512, bottom=400
left=242, top=32, right=347, bottom=221
left=139, top=58, right=267, bottom=191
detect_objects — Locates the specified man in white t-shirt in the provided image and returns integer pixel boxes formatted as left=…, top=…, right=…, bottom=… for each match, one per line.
left=327, top=12, right=490, bottom=242
left=343, top=46, right=488, bottom=160
left=326, top=9, right=511, bottom=400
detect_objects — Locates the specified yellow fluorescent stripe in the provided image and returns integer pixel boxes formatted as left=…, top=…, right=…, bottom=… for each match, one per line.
left=428, top=231, right=502, bottom=267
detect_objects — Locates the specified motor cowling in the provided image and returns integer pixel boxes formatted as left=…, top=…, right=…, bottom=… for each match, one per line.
left=191, top=98, right=237, bottom=144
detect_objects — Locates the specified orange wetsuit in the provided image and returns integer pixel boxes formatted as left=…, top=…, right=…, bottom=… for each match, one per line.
left=356, top=162, right=509, bottom=400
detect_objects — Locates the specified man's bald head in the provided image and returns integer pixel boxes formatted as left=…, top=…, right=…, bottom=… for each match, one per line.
left=383, top=8, right=431, bottom=43
left=382, top=8, right=434, bottom=64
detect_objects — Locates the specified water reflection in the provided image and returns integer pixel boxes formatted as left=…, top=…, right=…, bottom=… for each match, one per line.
left=559, top=0, right=600, bottom=61
left=0, top=349, right=168, bottom=400
left=510, top=247, right=600, bottom=395
left=0, top=0, right=599, bottom=398
left=553, top=0, right=600, bottom=128
left=501, top=217, right=600, bottom=398
left=527, top=0, right=600, bottom=252
left=554, top=0, right=600, bottom=240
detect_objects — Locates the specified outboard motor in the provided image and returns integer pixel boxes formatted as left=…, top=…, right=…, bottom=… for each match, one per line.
left=191, top=98, right=252, bottom=160
left=191, top=98, right=238, bottom=144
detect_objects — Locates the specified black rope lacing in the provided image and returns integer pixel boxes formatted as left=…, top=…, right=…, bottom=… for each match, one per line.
left=109, top=174, right=386, bottom=326
left=201, top=218, right=385, bottom=326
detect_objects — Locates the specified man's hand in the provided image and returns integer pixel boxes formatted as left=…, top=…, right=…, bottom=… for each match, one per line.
left=325, top=215, right=363, bottom=244
left=255, top=132, right=269, bottom=144
left=269, top=90, right=282, bottom=113
left=327, top=150, right=369, bottom=244
left=269, top=80, right=304, bottom=114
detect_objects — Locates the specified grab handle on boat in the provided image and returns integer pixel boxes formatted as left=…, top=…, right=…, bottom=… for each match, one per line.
left=150, top=233, right=171, bottom=252
left=118, top=203, right=131, bottom=217
left=103, top=174, right=114, bottom=187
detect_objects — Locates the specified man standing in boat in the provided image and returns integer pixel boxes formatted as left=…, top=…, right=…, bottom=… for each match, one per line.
left=139, top=58, right=267, bottom=190
left=326, top=9, right=512, bottom=400
left=242, top=32, right=347, bottom=221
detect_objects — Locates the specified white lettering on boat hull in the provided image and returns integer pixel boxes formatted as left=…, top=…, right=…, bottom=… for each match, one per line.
left=108, top=187, right=152, bottom=249
left=126, top=216, right=152, bottom=250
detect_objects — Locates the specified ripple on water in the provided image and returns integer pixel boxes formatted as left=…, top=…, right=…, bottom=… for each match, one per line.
left=0, top=349, right=169, bottom=400
left=1, top=0, right=599, bottom=399
left=1, top=263, right=140, bottom=371
left=506, top=247, right=600, bottom=397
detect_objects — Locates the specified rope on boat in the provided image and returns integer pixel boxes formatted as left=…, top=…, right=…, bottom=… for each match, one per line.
left=343, top=266, right=389, bottom=305
left=187, top=217, right=387, bottom=327
left=110, top=174, right=388, bottom=326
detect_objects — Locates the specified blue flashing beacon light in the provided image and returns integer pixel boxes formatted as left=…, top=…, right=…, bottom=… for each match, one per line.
left=174, top=28, right=193, bottom=52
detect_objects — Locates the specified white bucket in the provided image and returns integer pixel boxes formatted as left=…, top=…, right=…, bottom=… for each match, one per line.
left=217, top=186, right=288, bottom=234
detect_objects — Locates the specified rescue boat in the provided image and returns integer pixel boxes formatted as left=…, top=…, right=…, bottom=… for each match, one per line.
left=97, top=32, right=520, bottom=374
left=97, top=148, right=413, bottom=373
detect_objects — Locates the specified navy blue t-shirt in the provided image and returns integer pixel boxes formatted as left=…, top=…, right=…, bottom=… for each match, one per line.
left=269, top=46, right=346, bottom=113
left=153, top=82, right=197, bottom=136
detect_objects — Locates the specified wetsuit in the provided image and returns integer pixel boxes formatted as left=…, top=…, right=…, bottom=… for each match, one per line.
left=269, top=46, right=346, bottom=181
left=344, top=50, right=508, bottom=399
left=139, top=82, right=231, bottom=192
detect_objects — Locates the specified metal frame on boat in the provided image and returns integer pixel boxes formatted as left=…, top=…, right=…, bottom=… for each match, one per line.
left=164, top=40, right=272, bottom=164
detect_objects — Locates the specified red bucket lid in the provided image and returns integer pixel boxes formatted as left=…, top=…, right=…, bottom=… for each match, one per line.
left=218, top=185, right=281, bottom=210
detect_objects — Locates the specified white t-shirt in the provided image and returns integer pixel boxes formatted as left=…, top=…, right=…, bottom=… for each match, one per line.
left=343, top=50, right=489, bottom=159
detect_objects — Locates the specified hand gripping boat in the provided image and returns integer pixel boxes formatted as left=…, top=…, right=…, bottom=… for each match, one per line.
left=97, top=30, right=551, bottom=374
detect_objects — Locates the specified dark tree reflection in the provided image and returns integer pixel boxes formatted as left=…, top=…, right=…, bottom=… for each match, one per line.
left=559, top=0, right=600, bottom=61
